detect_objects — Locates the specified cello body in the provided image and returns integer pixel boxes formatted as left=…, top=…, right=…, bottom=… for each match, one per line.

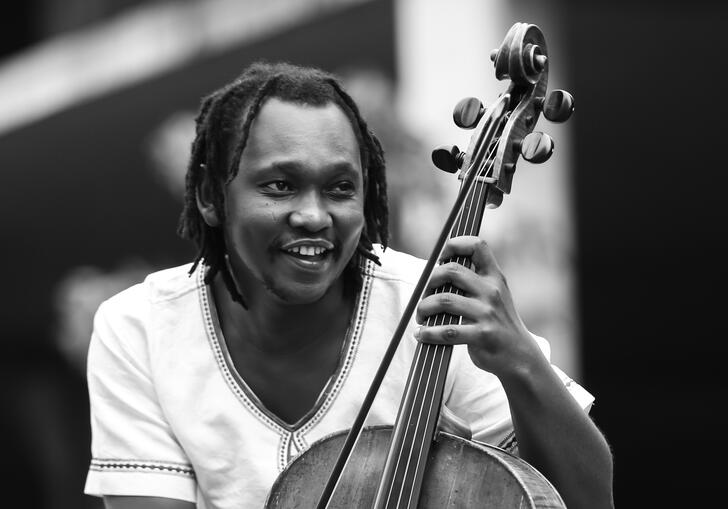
left=265, top=426, right=565, bottom=508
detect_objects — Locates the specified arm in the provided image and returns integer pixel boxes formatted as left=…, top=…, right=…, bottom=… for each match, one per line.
left=416, top=236, right=614, bottom=509
left=104, top=496, right=196, bottom=509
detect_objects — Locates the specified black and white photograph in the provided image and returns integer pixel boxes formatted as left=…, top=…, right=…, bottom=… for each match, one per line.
left=0, top=1, right=723, bottom=507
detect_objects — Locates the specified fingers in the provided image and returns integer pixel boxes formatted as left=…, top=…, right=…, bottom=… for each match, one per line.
left=438, top=236, right=501, bottom=276
left=426, top=236, right=505, bottom=296
left=416, top=290, right=486, bottom=325
left=415, top=323, right=483, bottom=346
left=426, top=261, right=482, bottom=296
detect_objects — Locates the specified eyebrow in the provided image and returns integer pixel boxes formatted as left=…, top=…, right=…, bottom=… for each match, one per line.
left=262, top=160, right=362, bottom=178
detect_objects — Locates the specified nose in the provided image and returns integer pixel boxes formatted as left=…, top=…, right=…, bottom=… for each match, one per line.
left=288, top=191, right=333, bottom=232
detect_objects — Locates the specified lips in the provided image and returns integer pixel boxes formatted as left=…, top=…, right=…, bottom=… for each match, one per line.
left=279, top=239, right=335, bottom=267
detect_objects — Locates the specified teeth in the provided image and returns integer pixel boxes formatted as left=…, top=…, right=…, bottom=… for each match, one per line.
left=287, top=245, right=327, bottom=256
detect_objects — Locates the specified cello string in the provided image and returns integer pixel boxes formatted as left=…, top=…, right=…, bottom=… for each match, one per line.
left=404, top=343, right=451, bottom=509
left=400, top=158, right=495, bottom=509
left=399, top=154, right=496, bottom=508
left=387, top=102, right=503, bottom=506
left=395, top=138, right=498, bottom=508
left=381, top=333, right=434, bottom=507
left=392, top=344, right=441, bottom=508
left=391, top=141, right=499, bottom=508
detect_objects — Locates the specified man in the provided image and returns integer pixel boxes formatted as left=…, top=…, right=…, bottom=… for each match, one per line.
left=84, top=62, right=613, bottom=509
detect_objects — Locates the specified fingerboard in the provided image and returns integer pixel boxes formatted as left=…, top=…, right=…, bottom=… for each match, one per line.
left=372, top=176, right=492, bottom=509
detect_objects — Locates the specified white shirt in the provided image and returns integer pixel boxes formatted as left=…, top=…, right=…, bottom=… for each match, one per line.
left=84, top=246, right=593, bottom=508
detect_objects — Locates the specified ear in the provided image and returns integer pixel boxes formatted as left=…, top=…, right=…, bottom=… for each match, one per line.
left=195, top=176, right=221, bottom=228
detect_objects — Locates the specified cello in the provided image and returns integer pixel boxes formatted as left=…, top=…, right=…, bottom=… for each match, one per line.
left=265, top=22, right=576, bottom=508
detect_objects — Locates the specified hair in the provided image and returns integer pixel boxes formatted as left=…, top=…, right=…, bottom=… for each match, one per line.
left=177, top=61, right=389, bottom=306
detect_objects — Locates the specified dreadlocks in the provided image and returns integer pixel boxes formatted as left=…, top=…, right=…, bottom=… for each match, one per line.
left=177, top=61, right=389, bottom=306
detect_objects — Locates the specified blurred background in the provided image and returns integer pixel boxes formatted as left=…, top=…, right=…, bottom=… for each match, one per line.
left=0, top=0, right=724, bottom=507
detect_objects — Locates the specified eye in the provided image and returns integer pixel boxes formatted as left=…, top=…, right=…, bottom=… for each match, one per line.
left=329, top=180, right=357, bottom=198
left=262, top=180, right=293, bottom=194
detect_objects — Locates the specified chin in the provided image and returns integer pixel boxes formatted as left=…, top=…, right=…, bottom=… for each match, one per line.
left=266, top=280, right=335, bottom=306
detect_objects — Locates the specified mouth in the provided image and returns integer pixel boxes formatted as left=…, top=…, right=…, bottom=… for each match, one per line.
left=280, top=239, right=335, bottom=267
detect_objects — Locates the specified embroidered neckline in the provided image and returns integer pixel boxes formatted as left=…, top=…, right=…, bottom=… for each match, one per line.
left=198, top=261, right=374, bottom=438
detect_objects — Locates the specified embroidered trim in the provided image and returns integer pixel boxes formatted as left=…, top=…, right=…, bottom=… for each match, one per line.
left=197, top=268, right=288, bottom=436
left=497, top=430, right=518, bottom=453
left=278, top=433, right=292, bottom=472
left=90, top=458, right=195, bottom=478
left=293, top=430, right=308, bottom=454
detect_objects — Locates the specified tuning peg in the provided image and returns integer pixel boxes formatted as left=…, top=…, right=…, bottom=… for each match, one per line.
left=453, top=97, right=485, bottom=129
left=432, top=145, right=464, bottom=173
left=523, top=43, right=547, bottom=74
left=519, top=132, right=554, bottom=164
left=540, top=90, right=575, bottom=123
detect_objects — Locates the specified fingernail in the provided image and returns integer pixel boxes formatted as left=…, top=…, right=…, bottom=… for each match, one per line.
left=414, top=326, right=422, bottom=340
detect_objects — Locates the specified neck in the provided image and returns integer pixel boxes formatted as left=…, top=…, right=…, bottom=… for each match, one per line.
left=211, top=270, right=355, bottom=355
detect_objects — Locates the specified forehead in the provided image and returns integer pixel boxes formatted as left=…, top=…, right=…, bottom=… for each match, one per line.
left=239, top=98, right=362, bottom=170
left=233, top=99, right=365, bottom=180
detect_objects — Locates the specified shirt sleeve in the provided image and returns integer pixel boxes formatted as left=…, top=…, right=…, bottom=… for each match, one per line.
left=441, top=333, right=595, bottom=454
left=84, top=291, right=197, bottom=503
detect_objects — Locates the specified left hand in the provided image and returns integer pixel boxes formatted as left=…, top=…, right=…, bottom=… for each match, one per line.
left=415, top=236, right=544, bottom=378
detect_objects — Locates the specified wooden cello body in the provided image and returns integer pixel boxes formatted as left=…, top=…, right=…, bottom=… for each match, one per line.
left=266, top=427, right=565, bottom=508
left=265, top=22, right=576, bottom=508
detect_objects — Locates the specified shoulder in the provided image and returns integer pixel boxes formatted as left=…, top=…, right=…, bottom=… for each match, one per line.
left=369, top=244, right=426, bottom=286
left=95, top=263, right=198, bottom=329
left=89, top=264, right=200, bottom=371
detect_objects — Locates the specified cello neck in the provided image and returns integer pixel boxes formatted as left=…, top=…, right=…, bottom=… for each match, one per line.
left=372, top=178, right=493, bottom=509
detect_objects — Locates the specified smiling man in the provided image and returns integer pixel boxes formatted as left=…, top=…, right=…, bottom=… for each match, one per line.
left=84, top=62, right=613, bottom=509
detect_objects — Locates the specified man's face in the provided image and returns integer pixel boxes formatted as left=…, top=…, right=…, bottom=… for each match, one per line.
left=222, top=98, right=365, bottom=305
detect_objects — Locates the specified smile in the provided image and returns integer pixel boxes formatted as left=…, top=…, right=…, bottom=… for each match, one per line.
left=279, top=239, right=335, bottom=267
left=285, top=245, right=329, bottom=257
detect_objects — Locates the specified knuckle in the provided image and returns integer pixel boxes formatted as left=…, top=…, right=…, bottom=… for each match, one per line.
left=496, top=272, right=508, bottom=288
left=492, top=286, right=502, bottom=300
left=439, top=293, right=456, bottom=309
left=477, top=322, right=492, bottom=337
left=483, top=283, right=500, bottom=300
left=446, top=263, right=461, bottom=278
left=444, top=327, right=458, bottom=340
left=478, top=306, right=496, bottom=324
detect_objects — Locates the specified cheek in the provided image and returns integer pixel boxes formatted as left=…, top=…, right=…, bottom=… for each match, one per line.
left=225, top=205, right=282, bottom=254
left=338, top=204, right=366, bottom=244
